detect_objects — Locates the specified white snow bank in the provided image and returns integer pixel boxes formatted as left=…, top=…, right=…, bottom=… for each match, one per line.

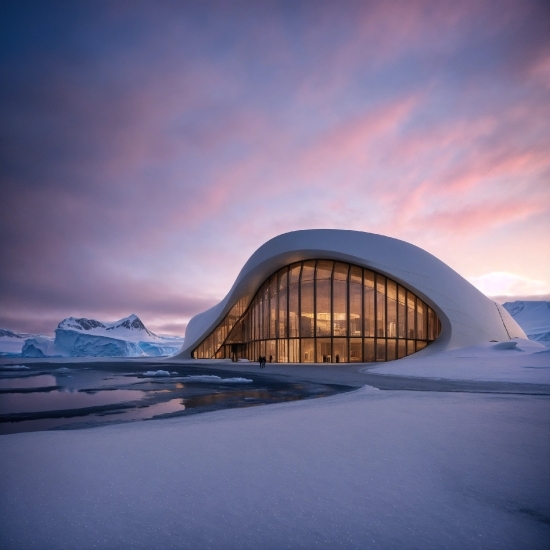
left=492, top=341, right=518, bottom=350
left=1, top=365, right=30, bottom=370
left=179, top=375, right=253, bottom=383
left=143, top=370, right=171, bottom=377
left=365, top=339, right=550, bottom=383
left=0, top=388, right=547, bottom=549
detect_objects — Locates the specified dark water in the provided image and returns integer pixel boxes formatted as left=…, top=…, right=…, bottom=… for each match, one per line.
left=0, top=363, right=352, bottom=434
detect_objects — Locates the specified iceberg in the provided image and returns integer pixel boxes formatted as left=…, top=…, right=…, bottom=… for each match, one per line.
left=0, top=328, right=46, bottom=356
left=21, top=336, right=63, bottom=358
left=14, top=314, right=184, bottom=358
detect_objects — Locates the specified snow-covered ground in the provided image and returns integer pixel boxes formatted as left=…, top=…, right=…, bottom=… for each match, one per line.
left=0, top=383, right=548, bottom=550
left=0, top=315, right=549, bottom=549
left=365, top=339, right=550, bottom=384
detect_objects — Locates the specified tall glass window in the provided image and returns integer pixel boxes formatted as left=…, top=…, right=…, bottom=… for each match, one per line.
left=349, top=339, right=362, bottom=362
left=277, top=339, right=288, bottom=362
left=289, top=339, right=299, bottom=362
left=301, top=338, right=314, bottom=362
left=364, top=338, right=375, bottom=362
left=364, top=271, right=375, bottom=337
left=333, top=338, right=348, bottom=363
left=397, top=286, right=406, bottom=339
left=193, top=260, right=441, bottom=362
left=317, top=338, right=331, bottom=362
left=277, top=268, right=288, bottom=339
left=416, top=300, right=425, bottom=340
left=288, top=264, right=301, bottom=338
left=300, top=261, right=315, bottom=338
left=407, top=291, right=416, bottom=339
left=262, top=283, right=270, bottom=340
left=387, top=280, right=397, bottom=338
left=315, top=261, right=332, bottom=337
left=427, top=307, right=435, bottom=341
left=333, top=263, right=348, bottom=337
left=349, top=266, right=363, bottom=337
left=270, top=276, right=277, bottom=339
left=376, top=274, right=386, bottom=338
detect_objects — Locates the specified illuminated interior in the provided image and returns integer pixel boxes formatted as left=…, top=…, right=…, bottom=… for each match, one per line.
left=193, top=260, right=441, bottom=362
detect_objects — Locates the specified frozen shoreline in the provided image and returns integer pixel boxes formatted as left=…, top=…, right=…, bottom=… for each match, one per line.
left=1, top=346, right=549, bottom=549
left=1, top=385, right=548, bottom=550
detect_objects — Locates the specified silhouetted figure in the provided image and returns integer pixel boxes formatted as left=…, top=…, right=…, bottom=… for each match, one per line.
left=269, top=355, right=273, bottom=363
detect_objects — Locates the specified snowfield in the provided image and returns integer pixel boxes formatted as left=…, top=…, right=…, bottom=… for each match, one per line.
left=0, top=384, right=548, bottom=550
left=1, top=341, right=549, bottom=550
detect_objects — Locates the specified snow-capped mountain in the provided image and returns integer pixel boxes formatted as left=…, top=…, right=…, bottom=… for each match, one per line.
left=57, top=314, right=159, bottom=342
left=502, top=301, right=550, bottom=347
left=13, top=314, right=185, bottom=358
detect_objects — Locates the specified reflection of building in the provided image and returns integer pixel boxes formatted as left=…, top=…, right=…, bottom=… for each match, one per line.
left=176, top=230, right=525, bottom=363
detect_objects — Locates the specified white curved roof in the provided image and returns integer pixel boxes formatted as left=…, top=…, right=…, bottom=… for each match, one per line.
left=176, top=230, right=525, bottom=359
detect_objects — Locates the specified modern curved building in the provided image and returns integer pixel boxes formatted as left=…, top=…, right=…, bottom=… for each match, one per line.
left=176, top=230, right=525, bottom=363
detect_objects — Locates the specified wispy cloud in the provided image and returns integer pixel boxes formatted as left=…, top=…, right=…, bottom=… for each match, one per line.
left=0, top=0, right=548, bottom=334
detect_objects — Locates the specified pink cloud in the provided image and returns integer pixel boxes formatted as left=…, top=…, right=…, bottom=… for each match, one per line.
left=297, top=94, right=421, bottom=181
left=406, top=197, right=546, bottom=237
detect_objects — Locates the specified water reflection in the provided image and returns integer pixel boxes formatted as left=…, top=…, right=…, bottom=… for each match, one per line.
left=0, top=389, right=145, bottom=414
left=0, top=364, right=350, bottom=435
left=0, top=375, right=57, bottom=390
left=100, top=398, right=186, bottom=420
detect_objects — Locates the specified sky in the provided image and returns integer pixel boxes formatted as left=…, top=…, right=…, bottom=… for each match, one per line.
left=1, top=0, right=549, bottom=337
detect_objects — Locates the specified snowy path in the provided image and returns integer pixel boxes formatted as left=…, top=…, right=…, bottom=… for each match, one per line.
left=1, top=385, right=549, bottom=550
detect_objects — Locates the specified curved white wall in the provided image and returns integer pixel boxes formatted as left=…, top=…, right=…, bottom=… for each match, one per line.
left=175, top=230, right=526, bottom=360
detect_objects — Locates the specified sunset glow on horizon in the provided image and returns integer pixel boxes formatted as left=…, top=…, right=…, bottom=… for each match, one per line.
left=1, top=0, right=549, bottom=336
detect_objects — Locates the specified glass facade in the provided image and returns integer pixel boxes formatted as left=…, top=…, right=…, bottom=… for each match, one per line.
left=193, top=260, right=441, bottom=362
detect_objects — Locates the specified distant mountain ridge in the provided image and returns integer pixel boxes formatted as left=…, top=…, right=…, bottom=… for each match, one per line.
left=0, top=328, right=41, bottom=339
left=502, top=300, right=550, bottom=347
left=58, top=314, right=159, bottom=341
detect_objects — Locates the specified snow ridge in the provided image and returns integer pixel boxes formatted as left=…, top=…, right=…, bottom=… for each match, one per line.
left=57, top=314, right=158, bottom=341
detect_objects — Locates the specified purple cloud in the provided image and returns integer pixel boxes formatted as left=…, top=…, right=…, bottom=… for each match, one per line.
left=1, top=0, right=548, bottom=335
